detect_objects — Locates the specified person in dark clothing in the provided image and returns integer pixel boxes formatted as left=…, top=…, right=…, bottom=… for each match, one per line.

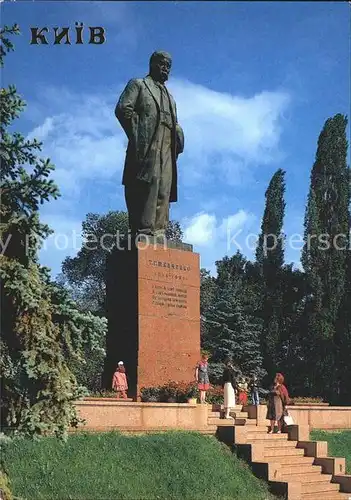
left=248, top=374, right=260, bottom=406
left=266, top=372, right=289, bottom=433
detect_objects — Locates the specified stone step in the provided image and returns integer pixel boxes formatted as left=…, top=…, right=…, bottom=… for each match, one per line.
left=332, top=474, right=351, bottom=494
left=208, top=418, right=250, bottom=426
left=234, top=418, right=270, bottom=426
left=302, top=493, right=350, bottom=500
left=263, top=447, right=305, bottom=457
left=247, top=432, right=288, bottom=441
left=301, top=481, right=340, bottom=494
left=251, top=440, right=298, bottom=448
left=280, top=463, right=322, bottom=474
left=207, top=414, right=249, bottom=420
left=265, top=456, right=315, bottom=465
left=208, top=411, right=249, bottom=419
left=281, top=471, right=332, bottom=483
left=245, top=420, right=272, bottom=430
left=232, top=418, right=247, bottom=426
left=211, top=405, right=243, bottom=412
left=208, top=418, right=236, bottom=426
left=231, top=411, right=249, bottom=418
left=209, top=411, right=221, bottom=418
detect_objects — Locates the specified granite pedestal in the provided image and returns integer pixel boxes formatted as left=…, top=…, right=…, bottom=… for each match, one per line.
left=104, top=238, right=200, bottom=399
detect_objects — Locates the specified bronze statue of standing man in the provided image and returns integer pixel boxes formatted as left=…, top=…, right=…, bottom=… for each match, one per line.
left=115, top=51, right=184, bottom=238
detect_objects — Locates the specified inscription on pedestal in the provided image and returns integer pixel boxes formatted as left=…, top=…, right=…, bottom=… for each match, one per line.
left=152, top=284, right=188, bottom=309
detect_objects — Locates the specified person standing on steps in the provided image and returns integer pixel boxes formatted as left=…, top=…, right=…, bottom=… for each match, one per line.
left=222, top=358, right=237, bottom=419
left=248, top=374, right=260, bottom=406
left=266, top=372, right=289, bottom=433
left=195, top=353, right=210, bottom=404
left=238, top=376, right=249, bottom=406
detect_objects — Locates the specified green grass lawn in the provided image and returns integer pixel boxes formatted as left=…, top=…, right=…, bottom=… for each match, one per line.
left=1, top=431, right=279, bottom=500
left=310, top=429, right=351, bottom=473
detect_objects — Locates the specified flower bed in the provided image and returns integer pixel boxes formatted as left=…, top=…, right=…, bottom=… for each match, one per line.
left=140, top=381, right=199, bottom=403
left=87, top=390, right=117, bottom=399
left=140, top=382, right=225, bottom=403
left=289, top=397, right=327, bottom=406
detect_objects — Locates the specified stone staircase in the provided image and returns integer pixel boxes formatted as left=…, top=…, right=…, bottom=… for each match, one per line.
left=71, top=400, right=350, bottom=499
left=209, top=404, right=351, bottom=500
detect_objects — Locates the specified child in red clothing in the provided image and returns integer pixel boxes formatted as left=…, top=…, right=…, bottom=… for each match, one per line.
left=112, top=361, right=128, bottom=399
left=238, top=377, right=248, bottom=405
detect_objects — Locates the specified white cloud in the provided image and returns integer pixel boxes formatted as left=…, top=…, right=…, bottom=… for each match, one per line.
left=169, top=79, right=290, bottom=185
left=27, top=91, right=126, bottom=195
left=182, top=209, right=257, bottom=276
left=183, top=213, right=217, bottom=245
left=29, top=117, right=55, bottom=141
left=27, top=79, right=290, bottom=196
left=183, top=209, right=254, bottom=248
left=219, top=209, right=253, bottom=236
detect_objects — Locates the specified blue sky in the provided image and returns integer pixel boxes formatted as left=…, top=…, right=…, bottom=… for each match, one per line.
left=3, top=1, right=350, bottom=276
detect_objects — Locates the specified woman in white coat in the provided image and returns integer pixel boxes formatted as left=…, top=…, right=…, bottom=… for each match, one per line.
left=222, top=358, right=237, bottom=419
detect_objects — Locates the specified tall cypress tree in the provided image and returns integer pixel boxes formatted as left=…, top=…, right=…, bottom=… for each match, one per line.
left=256, top=169, right=286, bottom=378
left=301, top=114, right=350, bottom=399
left=335, top=249, right=351, bottom=403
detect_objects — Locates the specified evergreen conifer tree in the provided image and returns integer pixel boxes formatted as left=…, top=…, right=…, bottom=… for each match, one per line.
left=204, top=284, right=265, bottom=383
left=0, top=26, right=106, bottom=436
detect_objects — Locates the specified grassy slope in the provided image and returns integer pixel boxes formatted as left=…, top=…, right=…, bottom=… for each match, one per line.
left=310, top=429, right=351, bottom=474
left=2, top=431, right=278, bottom=500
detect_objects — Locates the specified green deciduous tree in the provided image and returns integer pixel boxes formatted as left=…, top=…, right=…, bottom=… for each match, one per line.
left=59, top=211, right=129, bottom=315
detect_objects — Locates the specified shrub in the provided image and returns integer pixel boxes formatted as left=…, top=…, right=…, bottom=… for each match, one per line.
left=206, top=385, right=224, bottom=404
left=69, top=342, right=105, bottom=394
left=140, top=381, right=199, bottom=403
left=88, top=390, right=116, bottom=398
left=159, top=381, right=179, bottom=401
left=289, top=397, right=325, bottom=405
left=185, top=383, right=199, bottom=399
left=140, top=387, right=161, bottom=402
left=174, top=382, right=199, bottom=401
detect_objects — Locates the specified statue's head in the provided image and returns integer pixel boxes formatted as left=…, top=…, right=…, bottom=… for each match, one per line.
left=149, top=51, right=172, bottom=83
